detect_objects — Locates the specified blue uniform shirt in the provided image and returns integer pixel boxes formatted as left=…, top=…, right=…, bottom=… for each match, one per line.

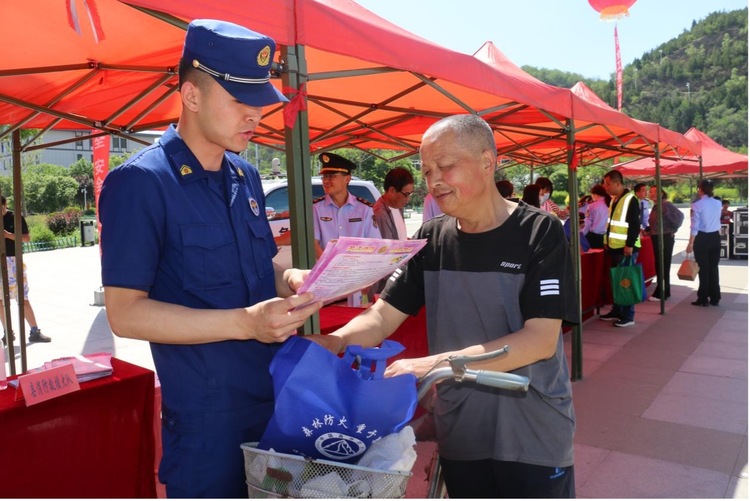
left=313, top=192, right=381, bottom=249
left=640, top=198, right=651, bottom=230
left=690, top=195, right=722, bottom=235
left=99, top=125, right=280, bottom=418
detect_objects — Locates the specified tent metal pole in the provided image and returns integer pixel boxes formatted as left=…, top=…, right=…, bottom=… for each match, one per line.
left=281, top=44, right=318, bottom=335
left=655, top=147, right=665, bottom=315
left=11, top=130, right=27, bottom=372
left=0, top=136, right=14, bottom=374
left=566, top=122, right=583, bottom=381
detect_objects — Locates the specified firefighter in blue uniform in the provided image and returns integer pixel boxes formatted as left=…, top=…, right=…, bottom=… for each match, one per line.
left=99, top=20, right=321, bottom=498
left=312, top=152, right=381, bottom=257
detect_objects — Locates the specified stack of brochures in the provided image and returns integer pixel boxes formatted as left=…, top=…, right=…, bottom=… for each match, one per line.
left=8, top=352, right=113, bottom=388
left=43, top=352, right=113, bottom=382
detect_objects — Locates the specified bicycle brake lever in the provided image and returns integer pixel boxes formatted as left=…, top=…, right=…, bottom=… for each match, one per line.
left=447, top=345, right=510, bottom=375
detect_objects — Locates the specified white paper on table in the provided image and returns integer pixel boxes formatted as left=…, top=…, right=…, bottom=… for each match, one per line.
left=296, top=237, right=427, bottom=307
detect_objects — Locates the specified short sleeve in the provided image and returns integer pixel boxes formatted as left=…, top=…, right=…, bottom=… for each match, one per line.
left=519, top=217, right=578, bottom=324
left=380, top=224, right=428, bottom=316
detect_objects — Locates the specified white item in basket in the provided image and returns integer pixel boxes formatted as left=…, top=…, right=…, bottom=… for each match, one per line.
left=354, top=426, right=417, bottom=498
left=300, top=471, right=348, bottom=498
left=357, top=426, right=417, bottom=472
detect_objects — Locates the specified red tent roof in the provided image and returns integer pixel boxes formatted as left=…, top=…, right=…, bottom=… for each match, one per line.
left=0, top=0, right=699, bottom=164
left=569, top=81, right=700, bottom=163
left=617, top=127, right=747, bottom=178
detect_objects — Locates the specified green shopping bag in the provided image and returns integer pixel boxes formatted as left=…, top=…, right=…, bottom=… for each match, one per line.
left=610, top=255, right=645, bottom=306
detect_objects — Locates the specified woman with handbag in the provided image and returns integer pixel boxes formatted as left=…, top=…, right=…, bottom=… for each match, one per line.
left=686, top=179, right=722, bottom=306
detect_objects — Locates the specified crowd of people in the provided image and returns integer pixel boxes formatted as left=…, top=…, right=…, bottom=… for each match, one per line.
left=94, top=18, right=733, bottom=499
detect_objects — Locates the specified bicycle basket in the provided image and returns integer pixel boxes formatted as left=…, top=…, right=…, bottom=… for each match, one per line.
left=242, top=442, right=411, bottom=499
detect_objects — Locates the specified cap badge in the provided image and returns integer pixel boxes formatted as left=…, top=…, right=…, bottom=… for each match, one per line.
left=257, top=46, right=272, bottom=67
left=180, top=165, right=193, bottom=176
left=249, top=197, right=260, bottom=216
left=321, top=154, right=330, bottom=164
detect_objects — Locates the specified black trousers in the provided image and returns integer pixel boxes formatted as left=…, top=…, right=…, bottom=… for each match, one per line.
left=651, top=233, right=675, bottom=299
left=585, top=232, right=605, bottom=249
left=439, top=457, right=575, bottom=498
left=694, top=231, right=721, bottom=304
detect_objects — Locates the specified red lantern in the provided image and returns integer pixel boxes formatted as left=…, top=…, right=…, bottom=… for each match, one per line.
left=588, top=0, right=637, bottom=20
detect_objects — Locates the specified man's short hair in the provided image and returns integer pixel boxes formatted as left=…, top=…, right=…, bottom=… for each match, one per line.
left=384, top=167, right=414, bottom=192
left=495, top=180, right=514, bottom=198
left=178, top=57, right=208, bottom=90
left=634, top=182, right=647, bottom=193
left=699, top=178, right=715, bottom=196
left=424, top=114, right=497, bottom=163
left=603, top=170, right=624, bottom=185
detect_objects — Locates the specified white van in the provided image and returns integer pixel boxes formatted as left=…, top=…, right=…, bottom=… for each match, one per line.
left=263, top=176, right=381, bottom=266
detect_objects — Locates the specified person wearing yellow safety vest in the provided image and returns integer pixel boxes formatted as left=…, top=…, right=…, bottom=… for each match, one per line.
left=599, top=170, right=642, bottom=328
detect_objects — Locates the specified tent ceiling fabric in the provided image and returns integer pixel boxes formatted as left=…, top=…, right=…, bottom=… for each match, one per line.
left=616, top=127, right=748, bottom=179
left=0, top=0, right=185, bottom=137
left=0, top=0, right=699, bottom=166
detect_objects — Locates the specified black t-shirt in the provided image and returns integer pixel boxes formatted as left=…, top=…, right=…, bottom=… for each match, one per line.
left=380, top=202, right=577, bottom=464
left=3, top=210, right=29, bottom=257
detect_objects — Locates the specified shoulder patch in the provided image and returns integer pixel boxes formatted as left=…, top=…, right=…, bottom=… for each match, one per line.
left=313, top=196, right=326, bottom=204
left=356, top=196, right=374, bottom=207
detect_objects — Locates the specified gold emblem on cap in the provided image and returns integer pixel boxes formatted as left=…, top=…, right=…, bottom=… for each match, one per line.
left=180, top=165, right=193, bottom=176
left=321, top=154, right=330, bottom=164
left=191, top=59, right=200, bottom=68
left=257, top=46, right=271, bottom=67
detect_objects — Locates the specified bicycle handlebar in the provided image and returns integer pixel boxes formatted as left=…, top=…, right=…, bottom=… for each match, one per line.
left=416, top=345, right=530, bottom=400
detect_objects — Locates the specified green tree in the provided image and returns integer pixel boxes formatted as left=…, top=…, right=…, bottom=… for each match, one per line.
left=23, top=170, right=79, bottom=213
left=69, top=157, right=93, bottom=208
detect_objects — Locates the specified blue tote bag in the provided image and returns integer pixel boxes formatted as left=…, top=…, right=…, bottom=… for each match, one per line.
left=258, top=336, right=418, bottom=464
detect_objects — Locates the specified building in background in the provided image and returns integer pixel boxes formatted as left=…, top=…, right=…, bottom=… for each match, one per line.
left=0, top=129, right=161, bottom=172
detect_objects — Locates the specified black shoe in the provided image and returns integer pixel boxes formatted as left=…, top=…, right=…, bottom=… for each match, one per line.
left=691, top=300, right=709, bottom=307
left=28, top=328, right=51, bottom=343
left=599, top=310, right=620, bottom=321
left=2, top=331, right=15, bottom=346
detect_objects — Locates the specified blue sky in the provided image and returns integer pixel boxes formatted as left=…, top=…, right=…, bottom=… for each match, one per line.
left=356, top=0, right=749, bottom=80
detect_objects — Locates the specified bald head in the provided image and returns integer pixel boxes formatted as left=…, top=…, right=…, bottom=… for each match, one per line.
left=422, top=114, right=497, bottom=162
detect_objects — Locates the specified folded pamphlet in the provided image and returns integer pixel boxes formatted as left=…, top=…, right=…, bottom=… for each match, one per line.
left=296, top=237, right=427, bottom=307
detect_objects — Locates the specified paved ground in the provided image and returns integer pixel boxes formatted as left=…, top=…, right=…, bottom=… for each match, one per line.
left=2, top=209, right=747, bottom=498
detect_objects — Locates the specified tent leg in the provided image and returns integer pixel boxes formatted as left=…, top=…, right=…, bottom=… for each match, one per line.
left=281, top=44, right=318, bottom=335
left=566, top=124, right=583, bottom=381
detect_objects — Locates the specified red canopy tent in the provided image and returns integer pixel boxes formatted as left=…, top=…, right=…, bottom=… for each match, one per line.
left=0, top=0, right=703, bottom=378
left=569, top=81, right=699, bottom=165
left=616, top=127, right=748, bottom=179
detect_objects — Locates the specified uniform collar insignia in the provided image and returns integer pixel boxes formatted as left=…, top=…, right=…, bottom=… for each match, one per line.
left=180, top=165, right=193, bottom=176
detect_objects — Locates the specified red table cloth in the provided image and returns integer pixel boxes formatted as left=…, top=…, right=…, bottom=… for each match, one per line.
left=0, top=358, right=156, bottom=498
left=319, top=304, right=429, bottom=360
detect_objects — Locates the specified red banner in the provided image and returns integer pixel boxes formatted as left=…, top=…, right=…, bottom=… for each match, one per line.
left=91, top=133, right=110, bottom=234
left=615, top=25, right=623, bottom=111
